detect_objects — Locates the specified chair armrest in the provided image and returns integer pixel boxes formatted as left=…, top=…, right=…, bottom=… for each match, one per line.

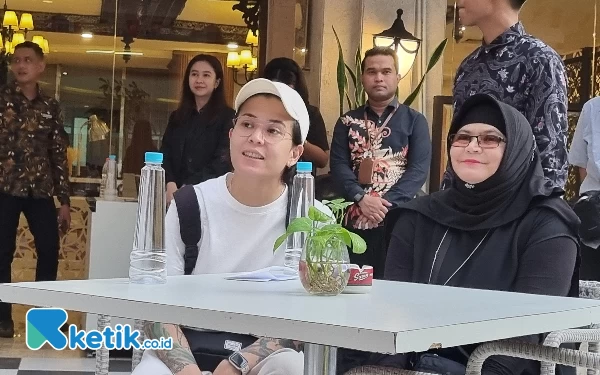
left=344, top=366, right=435, bottom=375
left=466, top=341, right=600, bottom=375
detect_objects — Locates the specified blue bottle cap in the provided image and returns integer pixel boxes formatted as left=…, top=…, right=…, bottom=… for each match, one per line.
left=109, top=154, right=116, bottom=160
left=296, top=161, right=312, bottom=173
left=145, top=152, right=163, bottom=164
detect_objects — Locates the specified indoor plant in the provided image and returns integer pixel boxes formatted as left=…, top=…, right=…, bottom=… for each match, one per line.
left=273, top=199, right=367, bottom=296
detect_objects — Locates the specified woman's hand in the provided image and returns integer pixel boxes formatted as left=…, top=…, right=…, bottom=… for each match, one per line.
left=167, top=182, right=178, bottom=204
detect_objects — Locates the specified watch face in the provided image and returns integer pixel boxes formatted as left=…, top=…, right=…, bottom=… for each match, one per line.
left=230, top=352, right=247, bottom=368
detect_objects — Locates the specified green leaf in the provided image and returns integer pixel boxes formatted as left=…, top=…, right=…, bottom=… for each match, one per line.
left=344, top=63, right=360, bottom=109
left=348, top=231, right=367, bottom=254
left=345, top=91, right=353, bottom=111
left=273, top=217, right=314, bottom=251
left=273, top=233, right=288, bottom=252
left=404, top=39, right=448, bottom=107
left=332, top=26, right=348, bottom=116
left=354, top=46, right=364, bottom=107
left=287, top=217, right=314, bottom=233
left=308, top=206, right=334, bottom=223
left=317, top=224, right=344, bottom=236
left=339, top=229, right=352, bottom=247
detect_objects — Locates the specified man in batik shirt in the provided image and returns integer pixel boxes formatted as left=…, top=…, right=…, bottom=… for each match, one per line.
left=0, top=41, right=71, bottom=337
left=445, top=0, right=568, bottom=189
left=330, top=47, right=431, bottom=278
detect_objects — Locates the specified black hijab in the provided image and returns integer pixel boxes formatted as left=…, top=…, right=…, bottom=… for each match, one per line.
left=400, top=94, right=576, bottom=231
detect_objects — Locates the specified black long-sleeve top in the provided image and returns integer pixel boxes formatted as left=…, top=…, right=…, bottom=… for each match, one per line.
left=161, top=107, right=235, bottom=187
left=384, top=207, right=579, bottom=375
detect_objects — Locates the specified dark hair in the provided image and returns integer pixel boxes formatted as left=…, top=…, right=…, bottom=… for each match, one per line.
left=123, top=120, right=156, bottom=174
left=13, top=41, right=44, bottom=59
left=509, top=0, right=526, bottom=9
left=175, top=54, right=226, bottom=123
left=232, top=93, right=303, bottom=185
left=262, top=57, right=310, bottom=105
left=361, top=47, right=399, bottom=74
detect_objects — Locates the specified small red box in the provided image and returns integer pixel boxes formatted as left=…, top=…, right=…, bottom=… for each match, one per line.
left=343, top=265, right=373, bottom=294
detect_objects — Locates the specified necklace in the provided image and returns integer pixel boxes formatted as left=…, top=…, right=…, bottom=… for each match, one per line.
left=428, top=228, right=490, bottom=286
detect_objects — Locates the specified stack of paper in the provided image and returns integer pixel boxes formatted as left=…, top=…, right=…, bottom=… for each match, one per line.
left=224, top=266, right=299, bottom=282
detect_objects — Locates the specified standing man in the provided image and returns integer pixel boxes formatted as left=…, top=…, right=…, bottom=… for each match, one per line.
left=447, top=0, right=568, bottom=189
left=330, top=47, right=431, bottom=278
left=0, top=41, right=71, bottom=337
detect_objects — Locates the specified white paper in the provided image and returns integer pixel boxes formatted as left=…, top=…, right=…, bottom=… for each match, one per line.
left=224, top=266, right=299, bottom=282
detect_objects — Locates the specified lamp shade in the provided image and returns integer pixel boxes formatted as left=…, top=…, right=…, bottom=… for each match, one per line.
left=2, top=11, right=18, bottom=28
left=11, top=32, right=24, bottom=47
left=246, top=57, right=258, bottom=72
left=42, top=39, right=49, bottom=54
left=4, top=40, right=11, bottom=54
left=373, top=35, right=395, bottom=48
left=245, top=29, right=258, bottom=46
left=88, top=115, right=110, bottom=142
left=226, top=52, right=240, bottom=68
left=31, top=35, right=44, bottom=48
left=18, top=13, right=34, bottom=30
left=239, top=49, right=253, bottom=66
left=396, top=39, right=420, bottom=79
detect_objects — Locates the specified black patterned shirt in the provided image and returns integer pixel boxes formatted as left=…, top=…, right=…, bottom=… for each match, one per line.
left=451, top=22, right=568, bottom=189
left=0, top=83, right=70, bottom=205
left=330, top=98, right=431, bottom=227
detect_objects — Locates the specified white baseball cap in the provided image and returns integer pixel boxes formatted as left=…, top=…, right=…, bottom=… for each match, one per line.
left=234, top=78, right=310, bottom=143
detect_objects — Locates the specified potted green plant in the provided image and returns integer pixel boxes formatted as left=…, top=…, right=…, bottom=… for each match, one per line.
left=274, top=199, right=367, bottom=296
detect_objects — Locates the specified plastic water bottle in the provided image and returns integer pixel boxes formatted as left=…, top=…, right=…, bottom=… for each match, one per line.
left=285, top=161, right=314, bottom=271
left=100, top=158, right=109, bottom=198
left=104, top=155, right=118, bottom=200
left=129, top=152, right=167, bottom=284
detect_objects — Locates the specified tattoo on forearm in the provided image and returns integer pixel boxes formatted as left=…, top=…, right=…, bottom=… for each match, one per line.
left=242, top=337, right=303, bottom=362
left=243, top=337, right=274, bottom=359
left=144, top=322, right=197, bottom=374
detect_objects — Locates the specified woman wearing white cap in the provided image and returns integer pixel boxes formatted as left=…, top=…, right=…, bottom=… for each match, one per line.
left=132, top=78, right=318, bottom=375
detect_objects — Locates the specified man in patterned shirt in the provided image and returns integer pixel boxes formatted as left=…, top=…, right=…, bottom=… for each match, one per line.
left=445, top=0, right=568, bottom=189
left=0, top=42, right=71, bottom=337
left=330, top=47, right=431, bottom=278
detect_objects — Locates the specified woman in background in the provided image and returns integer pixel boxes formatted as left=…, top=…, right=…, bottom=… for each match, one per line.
left=161, top=54, right=235, bottom=203
left=123, top=119, right=157, bottom=174
left=263, top=57, right=330, bottom=172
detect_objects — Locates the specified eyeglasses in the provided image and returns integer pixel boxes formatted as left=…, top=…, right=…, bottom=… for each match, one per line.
left=449, top=134, right=506, bottom=149
left=232, top=116, right=292, bottom=144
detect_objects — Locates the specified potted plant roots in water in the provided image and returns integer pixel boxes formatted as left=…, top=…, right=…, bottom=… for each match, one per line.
left=274, top=199, right=366, bottom=296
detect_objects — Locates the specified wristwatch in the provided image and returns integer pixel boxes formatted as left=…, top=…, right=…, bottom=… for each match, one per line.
left=228, top=351, right=250, bottom=375
left=353, top=191, right=366, bottom=203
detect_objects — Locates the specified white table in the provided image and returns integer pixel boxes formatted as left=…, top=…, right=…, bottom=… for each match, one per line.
left=1, top=275, right=600, bottom=375
left=86, top=198, right=138, bottom=332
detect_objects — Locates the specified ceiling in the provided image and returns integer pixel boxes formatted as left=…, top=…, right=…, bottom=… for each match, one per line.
left=8, top=0, right=249, bottom=69
left=8, top=0, right=245, bottom=24
left=443, top=0, right=598, bottom=91
left=37, top=31, right=232, bottom=70
left=6, top=0, right=102, bottom=15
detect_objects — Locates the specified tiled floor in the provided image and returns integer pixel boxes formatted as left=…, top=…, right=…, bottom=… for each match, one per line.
left=0, top=336, right=132, bottom=374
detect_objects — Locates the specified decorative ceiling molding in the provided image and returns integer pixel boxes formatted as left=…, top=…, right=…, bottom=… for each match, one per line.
left=28, top=11, right=248, bottom=46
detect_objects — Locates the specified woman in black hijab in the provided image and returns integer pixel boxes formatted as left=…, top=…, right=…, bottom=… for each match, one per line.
left=378, top=94, right=580, bottom=375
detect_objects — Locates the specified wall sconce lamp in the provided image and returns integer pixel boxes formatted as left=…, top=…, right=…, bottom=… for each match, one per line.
left=373, top=8, right=421, bottom=79
left=226, top=29, right=259, bottom=85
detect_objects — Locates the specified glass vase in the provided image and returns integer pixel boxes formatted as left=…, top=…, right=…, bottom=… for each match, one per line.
left=298, top=235, right=350, bottom=296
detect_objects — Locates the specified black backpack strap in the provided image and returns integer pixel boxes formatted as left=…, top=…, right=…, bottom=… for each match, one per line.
left=173, top=185, right=201, bottom=275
